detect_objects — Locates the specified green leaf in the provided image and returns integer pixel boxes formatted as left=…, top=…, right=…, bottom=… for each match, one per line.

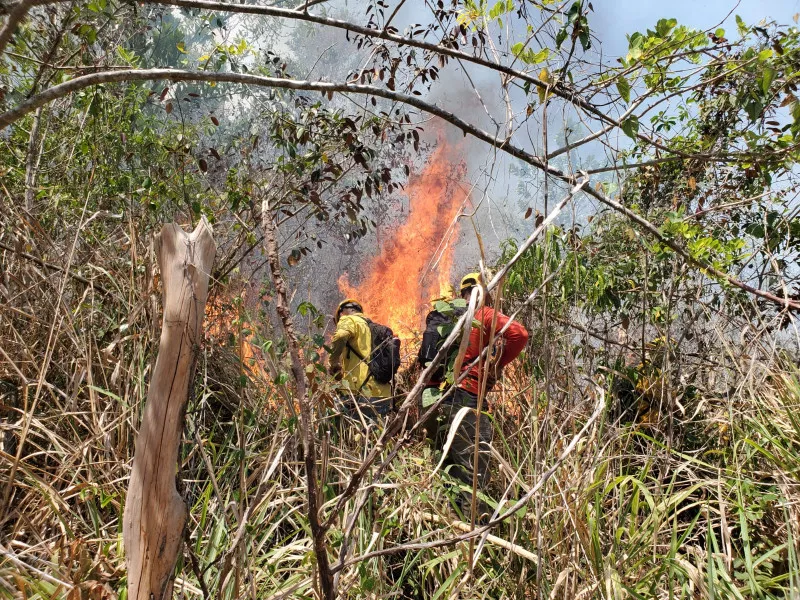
left=761, top=67, right=776, bottom=94
left=434, top=300, right=454, bottom=315
left=735, top=14, right=748, bottom=36
left=566, top=1, right=581, bottom=23
left=489, top=0, right=513, bottom=20
left=655, top=18, right=677, bottom=37
left=528, top=49, right=550, bottom=64
left=621, top=115, right=639, bottom=139
left=78, top=24, right=97, bottom=44
left=626, top=34, right=643, bottom=62
left=115, top=46, right=139, bottom=66
left=626, top=47, right=642, bottom=62
left=512, top=43, right=550, bottom=65
left=616, top=76, right=631, bottom=103
left=555, top=26, right=568, bottom=49
left=528, top=47, right=550, bottom=64
left=744, top=98, right=763, bottom=122
left=578, top=23, right=591, bottom=51
left=745, top=223, right=765, bottom=238
left=297, top=301, right=318, bottom=316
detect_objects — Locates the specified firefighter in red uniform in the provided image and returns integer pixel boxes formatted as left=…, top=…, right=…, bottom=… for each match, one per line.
left=440, top=272, right=529, bottom=519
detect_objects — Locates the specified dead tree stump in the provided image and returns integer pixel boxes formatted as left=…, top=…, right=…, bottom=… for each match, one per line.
left=123, top=219, right=215, bottom=600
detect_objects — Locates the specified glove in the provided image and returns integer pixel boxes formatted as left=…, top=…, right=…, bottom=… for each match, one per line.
left=329, top=363, right=343, bottom=381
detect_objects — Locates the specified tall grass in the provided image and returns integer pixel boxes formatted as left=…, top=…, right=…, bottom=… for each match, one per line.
left=6, top=339, right=798, bottom=598
left=2, top=194, right=799, bottom=598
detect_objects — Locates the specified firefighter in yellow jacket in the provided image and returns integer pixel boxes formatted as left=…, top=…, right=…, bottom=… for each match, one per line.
left=329, top=299, right=392, bottom=420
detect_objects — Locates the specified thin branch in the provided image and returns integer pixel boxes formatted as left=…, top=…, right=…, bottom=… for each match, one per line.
left=420, top=512, right=539, bottom=564
left=0, top=543, right=73, bottom=592
left=23, top=106, right=43, bottom=210
left=182, top=529, right=211, bottom=600
left=323, top=182, right=585, bottom=536
left=0, top=0, right=725, bottom=156
left=333, top=390, right=605, bottom=572
left=1, top=68, right=796, bottom=313
left=260, top=196, right=334, bottom=600
left=0, top=0, right=35, bottom=56
left=0, top=240, right=111, bottom=295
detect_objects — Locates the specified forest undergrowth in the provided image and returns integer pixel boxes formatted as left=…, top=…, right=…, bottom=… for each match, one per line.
left=2, top=2, right=800, bottom=597
left=1, top=190, right=799, bottom=599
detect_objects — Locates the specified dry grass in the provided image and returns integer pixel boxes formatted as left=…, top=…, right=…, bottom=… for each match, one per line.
left=2, top=193, right=799, bottom=599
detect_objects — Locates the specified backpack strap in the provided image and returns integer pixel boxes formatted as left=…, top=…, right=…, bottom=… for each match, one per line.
left=346, top=340, right=365, bottom=361
left=357, top=371, right=373, bottom=392
left=345, top=314, right=370, bottom=361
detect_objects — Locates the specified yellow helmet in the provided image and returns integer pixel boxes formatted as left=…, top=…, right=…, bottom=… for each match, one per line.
left=459, top=272, right=482, bottom=292
left=336, top=298, right=363, bottom=320
left=430, top=282, right=456, bottom=304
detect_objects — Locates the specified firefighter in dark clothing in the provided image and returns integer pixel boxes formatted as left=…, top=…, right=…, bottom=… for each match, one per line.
left=430, top=272, right=529, bottom=519
left=417, top=284, right=462, bottom=438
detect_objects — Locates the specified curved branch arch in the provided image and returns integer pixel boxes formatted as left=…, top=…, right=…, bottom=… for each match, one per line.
left=0, top=67, right=794, bottom=311
left=1, top=0, right=710, bottom=156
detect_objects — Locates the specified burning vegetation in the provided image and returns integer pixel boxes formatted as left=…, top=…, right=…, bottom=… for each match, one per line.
left=4, top=3, right=800, bottom=600
left=339, top=140, right=469, bottom=344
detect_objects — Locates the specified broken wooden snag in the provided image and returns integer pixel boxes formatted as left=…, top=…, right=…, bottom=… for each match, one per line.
left=123, top=218, right=215, bottom=600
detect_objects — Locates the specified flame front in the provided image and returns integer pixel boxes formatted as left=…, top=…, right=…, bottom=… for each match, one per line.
left=205, top=290, right=272, bottom=389
left=339, top=140, right=468, bottom=343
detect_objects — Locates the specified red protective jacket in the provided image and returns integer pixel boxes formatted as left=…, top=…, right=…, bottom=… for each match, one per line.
left=458, top=306, right=529, bottom=395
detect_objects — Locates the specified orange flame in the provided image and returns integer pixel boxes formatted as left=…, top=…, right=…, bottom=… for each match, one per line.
left=338, top=140, right=468, bottom=343
left=204, top=289, right=272, bottom=388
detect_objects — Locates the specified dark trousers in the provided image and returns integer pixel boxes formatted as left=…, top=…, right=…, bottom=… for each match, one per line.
left=338, top=395, right=392, bottom=422
left=422, top=387, right=492, bottom=489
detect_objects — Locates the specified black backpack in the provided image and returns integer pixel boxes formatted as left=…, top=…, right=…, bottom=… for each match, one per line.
left=418, top=299, right=467, bottom=383
left=348, top=317, right=401, bottom=387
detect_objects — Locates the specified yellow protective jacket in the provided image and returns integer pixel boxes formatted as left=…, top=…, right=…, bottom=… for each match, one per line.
left=330, top=313, right=392, bottom=399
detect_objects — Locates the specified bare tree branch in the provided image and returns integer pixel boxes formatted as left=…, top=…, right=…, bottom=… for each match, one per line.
left=332, top=389, right=605, bottom=573
left=2, top=67, right=794, bottom=313
left=23, top=107, right=43, bottom=210
left=0, top=0, right=36, bottom=56
left=0, top=0, right=732, bottom=157
left=0, top=239, right=111, bottom=295
left=260, top=195, right=334, bottom=600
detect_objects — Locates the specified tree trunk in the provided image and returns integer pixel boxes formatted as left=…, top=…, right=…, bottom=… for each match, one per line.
left=261, top=197, right=335, bottom=599
left=123, top=218, right=215, bottom=600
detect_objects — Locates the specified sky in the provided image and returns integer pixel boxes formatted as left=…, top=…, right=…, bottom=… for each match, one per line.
left=592, top=0, right=799, bottom=56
